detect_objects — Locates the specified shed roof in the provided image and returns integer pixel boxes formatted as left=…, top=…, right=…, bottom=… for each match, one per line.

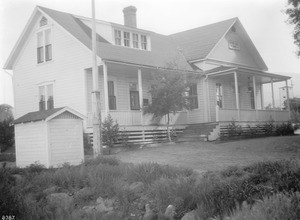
left=14, top=107, right=84, bottom=124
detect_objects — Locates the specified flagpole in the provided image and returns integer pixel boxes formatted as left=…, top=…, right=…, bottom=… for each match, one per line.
left=91, top=0, right=102, bottom=157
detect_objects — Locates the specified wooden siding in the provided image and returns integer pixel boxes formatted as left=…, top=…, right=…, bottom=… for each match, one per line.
left=13, top=14, right=93, bottom=120
left=15, top=121, right=48, bottom=167
left=207, top=75, right=264, bottom=122
left=208, top=28, right=260, bottom=69
left=187, top=77, right=206, bottom=123
left=86, top=70, right=152, bottom=113
left=49, top=119, right=84, bottom=167
left=53, top=111, right=81, bottom=120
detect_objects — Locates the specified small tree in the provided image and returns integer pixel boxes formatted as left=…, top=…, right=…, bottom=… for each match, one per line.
left=101, top=114, right=119, bottom=149
left=144, top=69, right=191, bottom=142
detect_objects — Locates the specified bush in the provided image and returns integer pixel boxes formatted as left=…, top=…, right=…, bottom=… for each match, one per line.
left=227, top=120, right=242, bottom=138
left=125, top=162, right=194, bottom=185
left=101, top=114, right=119, bottom=149
left=228, top=192, right=300, bottom=220
left=0, top=118, right=14, bottom=152
left=275, top=122, right=295, bottom=136
left=262, top=118, right=275, bottom=135
left=0, top=153, right=15, bottom=162
left=0, top=168, right=25, bottom=218
left=84, top=155, right=120, bottom=166
left=149, top=176, right=198, bottom=219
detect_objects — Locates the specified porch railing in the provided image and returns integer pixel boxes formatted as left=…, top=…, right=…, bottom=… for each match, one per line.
left=217, top=107, right=290, bottom=122
left=87, top=110, right=188, bottom=127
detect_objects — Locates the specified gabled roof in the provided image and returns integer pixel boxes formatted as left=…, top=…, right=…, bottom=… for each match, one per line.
left=170, top=18, right=237, bottom=62
left=13, top=107, right=85, bottom=124
left=4, top=6, right=194, bottom=71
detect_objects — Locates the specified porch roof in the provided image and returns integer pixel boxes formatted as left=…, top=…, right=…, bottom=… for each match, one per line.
left=205, top=66, right=291, bottom=83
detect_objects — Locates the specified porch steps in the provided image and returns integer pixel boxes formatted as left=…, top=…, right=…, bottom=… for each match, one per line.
left=176, top=123, right=218, bottom=142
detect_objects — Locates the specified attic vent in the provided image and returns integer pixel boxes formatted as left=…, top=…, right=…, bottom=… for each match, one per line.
left=40, top=17, right=48, bottom=27
left=231, top=26, right=236, bottom=33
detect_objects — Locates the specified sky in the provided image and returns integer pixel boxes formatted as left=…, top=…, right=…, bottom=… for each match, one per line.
left=0, top=0, right=300, bottom=107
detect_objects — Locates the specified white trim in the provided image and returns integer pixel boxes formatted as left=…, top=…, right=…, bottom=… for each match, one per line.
left=45, top=107, right=85, bottom=122
left=205, top=18, right=237, bottom=60
left=37, top=7, right=94, bottom=57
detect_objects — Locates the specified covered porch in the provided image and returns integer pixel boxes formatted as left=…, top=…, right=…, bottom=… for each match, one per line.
left=85, top=60, right=188, bottom=129
left=206, top=67, right=291, bottom=123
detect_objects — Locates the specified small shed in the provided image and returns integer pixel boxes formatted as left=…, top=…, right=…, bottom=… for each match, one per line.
left=14, top=107, right=85, bottom=168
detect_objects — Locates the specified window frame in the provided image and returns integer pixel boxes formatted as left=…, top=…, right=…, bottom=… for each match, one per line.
left=108, top=81, right=117, bottom=110
left=38, top=82, right=54, bottom=111
left=123, top=31, right=131, bottom=47
left=114, top=29, right=122, bottom=46
left=36, top=23, right=53, bottom=64
left=141, top=35, right=147, bottom=50
left=132, top=33, right=139, bottom=49
left=189, top=83, right=198, bottom=109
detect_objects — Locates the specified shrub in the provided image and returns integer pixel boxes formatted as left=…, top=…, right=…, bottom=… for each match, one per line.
left=227, top=120, right=242, bottom=137
left=0, top=153, right=15, bottom=162
left=148, top=176, right=198, bottom=219
left=228, top=192, right=300, bottom=220
left=101, top=114, right=119, bottom=149
left=0, top=168, right=25, bottom=218
left=275, top=121, right=295, bottom=136
left=262, top=118, right=275, bottom=135
left=83, top=133, right=93, bottom=155
left=0, top=118, right=14, bottom=152
left=84, top=155, right=120, bottom=166
left=126, top=162, right=194, bottom=186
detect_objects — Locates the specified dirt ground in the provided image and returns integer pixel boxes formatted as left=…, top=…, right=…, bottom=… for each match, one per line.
left=115, top=136, right=300, bottom=173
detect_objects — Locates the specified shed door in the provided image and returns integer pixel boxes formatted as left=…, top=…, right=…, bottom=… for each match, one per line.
left=49, top=119, right=83, bottom=167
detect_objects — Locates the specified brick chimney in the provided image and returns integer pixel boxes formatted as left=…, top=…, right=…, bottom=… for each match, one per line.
left=123, top=6, right=137, bottom=28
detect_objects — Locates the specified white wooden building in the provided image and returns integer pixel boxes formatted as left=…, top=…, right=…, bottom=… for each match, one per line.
left=5, top=6, right=291, bottom=142
left=14, top=107, right=85, bottom=168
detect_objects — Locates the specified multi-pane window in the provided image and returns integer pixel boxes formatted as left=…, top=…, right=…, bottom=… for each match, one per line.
left=108, top=81, right=116, bottom=110
left=124, top=31, right=130, bottom=47
left=114, top=29, right=150, bottom=50
left=37, top=32, right=44, bottom=63
left=132, top=33, right=139, bottom=48
left=129, top=82, right=139, bottom=110
left=37, top=28, right=52, bottom=64
left=189, top=84, right=198, bottom=109
left=39, top=84, right=54, bottom=111
left=216, top=83, right=223, bottom=108
left=141, top=35, right=147, bottom=50
left=114, top=30, right=121, bottom=45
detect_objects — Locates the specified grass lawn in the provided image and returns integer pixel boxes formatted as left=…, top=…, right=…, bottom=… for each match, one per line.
left=116, top=135, right=300, bottom=173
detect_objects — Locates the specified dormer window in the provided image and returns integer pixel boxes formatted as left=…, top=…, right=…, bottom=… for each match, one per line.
left=141, top=35, right=147, bottom=50
left=114, top=30, right=121, bottom=45
left=40, top=16, right=48, bottom=27
left=37, top=28, right=52, bottom=64
left=114, top=29, right=150, bottom=50
left=132, top=33, right=139, bottom=48
left=123, top=31, right=130, bottom=47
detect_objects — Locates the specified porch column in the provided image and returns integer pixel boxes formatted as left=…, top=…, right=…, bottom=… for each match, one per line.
left=271, top=78, right=275, bottom=120
left=260, top=84, right=264, bottom=110
left=205, top=77, right=211, bottom=122
left=138, top=68, right=143, bottom=125
left=286, top=80, right=291, bottom=120
left=252, top=76, right=257, bottom=120
left=234, top=72, right=240, bottom=120
left=103, top=61, right=109, bottom=116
